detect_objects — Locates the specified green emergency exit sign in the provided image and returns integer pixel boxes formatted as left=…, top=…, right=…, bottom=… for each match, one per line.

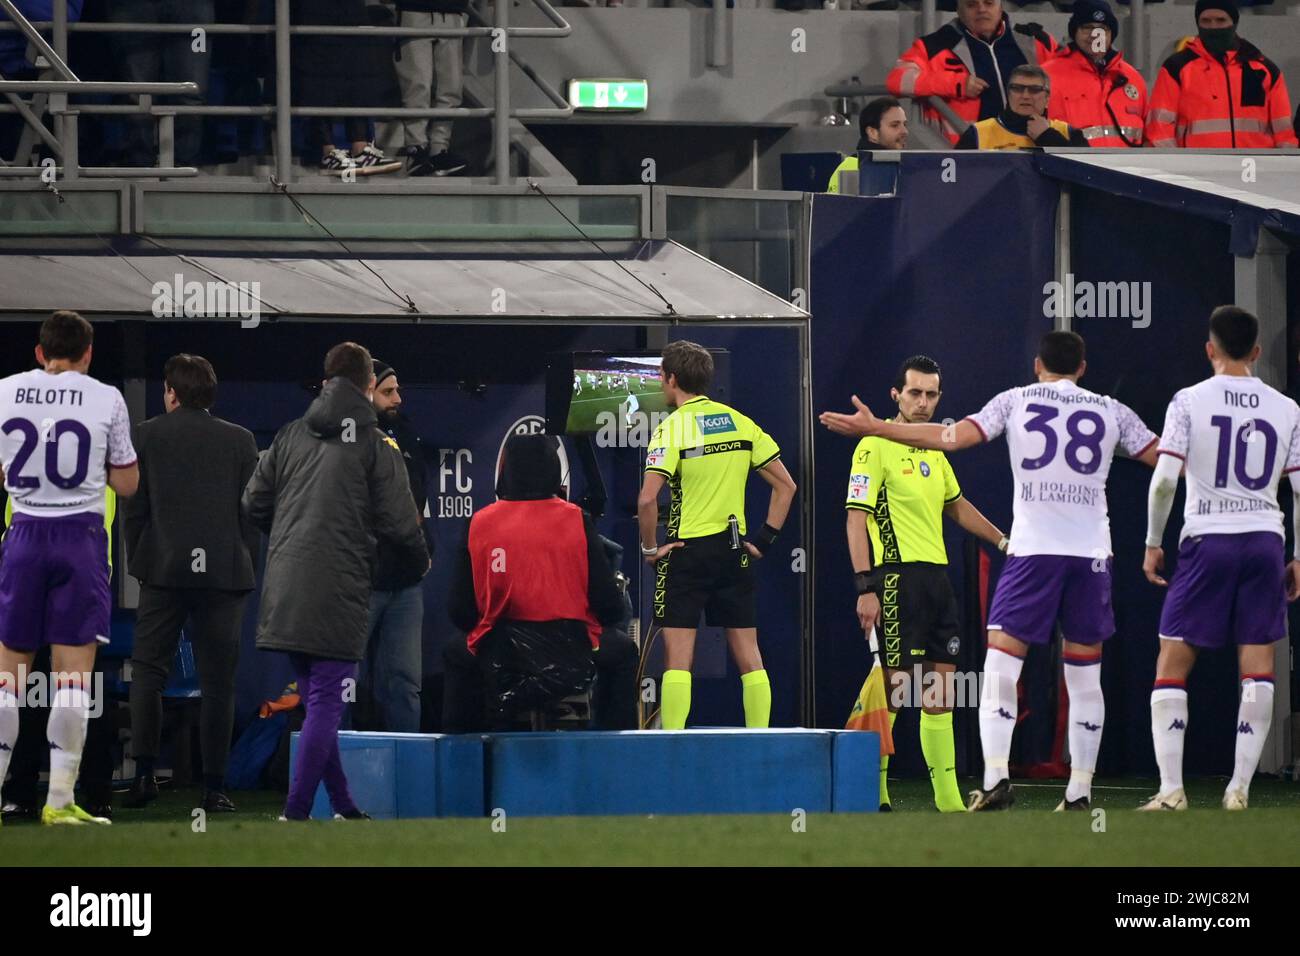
left=567, top=78, right=648, bottom=112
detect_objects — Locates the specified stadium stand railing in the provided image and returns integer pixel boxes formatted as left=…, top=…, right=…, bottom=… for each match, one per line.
left=0, top=0, right=576, bottom=184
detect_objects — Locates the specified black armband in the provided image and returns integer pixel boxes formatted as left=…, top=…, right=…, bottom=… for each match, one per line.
left=749, top=523, right=780, bottom=555
left=854, top=570, right=884, bottom=596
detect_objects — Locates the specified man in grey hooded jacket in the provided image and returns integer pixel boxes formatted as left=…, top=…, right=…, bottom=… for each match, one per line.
left=243, top=341, right=427, bottom=820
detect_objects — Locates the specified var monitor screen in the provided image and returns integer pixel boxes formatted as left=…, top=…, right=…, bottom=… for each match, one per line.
left=546, top=350, right=729, bottom=436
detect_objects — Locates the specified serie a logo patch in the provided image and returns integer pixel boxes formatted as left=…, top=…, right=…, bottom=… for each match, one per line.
left=695, top=412, right=735, bottom=436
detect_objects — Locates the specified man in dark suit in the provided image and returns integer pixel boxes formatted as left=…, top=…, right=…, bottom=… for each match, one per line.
left=123, top=354, right=259, bottom=813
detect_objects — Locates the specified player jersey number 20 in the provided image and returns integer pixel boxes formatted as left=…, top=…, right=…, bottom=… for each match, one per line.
left=1020, top=403, right=1106, bottom=475
left=2, top=417, right=92, bottom=490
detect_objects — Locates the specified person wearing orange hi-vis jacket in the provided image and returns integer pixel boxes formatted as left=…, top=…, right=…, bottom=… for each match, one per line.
left=887, top=0, right=1059, bottom=145
left=1045, top=0, right=1148, bottom=148
left=1145, top=0, right=1297, bottom=149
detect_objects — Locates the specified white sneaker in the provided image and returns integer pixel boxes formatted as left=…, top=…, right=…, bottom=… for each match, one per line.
left=1137, top=788, right=1188, bottom=811
left=1222, top=788, right=1248, bottom=811
left=320, top=147, right=356, bottom=175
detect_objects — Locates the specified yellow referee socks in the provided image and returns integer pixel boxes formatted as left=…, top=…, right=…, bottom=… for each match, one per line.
left=881, top=711, right=897, bottom=808
left=920, top=710, right=965, bottom=812
left=741, top=669, right=771, bottom=728
left=661, top=670, right=692, bottom=730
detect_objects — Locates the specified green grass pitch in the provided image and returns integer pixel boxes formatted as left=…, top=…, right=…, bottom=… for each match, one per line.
left=7, top=777, right=1298, bottom=866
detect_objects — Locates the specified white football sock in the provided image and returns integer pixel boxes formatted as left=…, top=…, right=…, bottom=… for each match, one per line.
left=1064, top=657, right=1104, bottom=802
left=0, top=683, right=19, bottom=787
left=45, top=681, right=89, bottom=810
left=1228, top=678, right=1273, bottom=796
left=1150, top=684, right=1188, bottom=795
left=979, top=647, right=1023, bottom=790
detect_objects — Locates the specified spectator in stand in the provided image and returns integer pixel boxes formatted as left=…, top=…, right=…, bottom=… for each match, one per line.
left=826, top=96, right=908, bottom=194
left=290, top=0, right=403, bottom=176
left=109, top=1, right=214, bottom=167
left=957, top=64, right=1090, bottom=149
left=1044, top=0, right=1147, bottom=148
left=1146, top=0, right=1296, bottom=148
left=887, top=0, right=1058, bottom=145
left=0, top=3, right=85, bottom=79
left=388, top=0, right=470, bottom=176
left=0, top=2, right=85, bottom=163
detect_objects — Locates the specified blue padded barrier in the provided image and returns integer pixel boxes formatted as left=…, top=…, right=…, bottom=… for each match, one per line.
left=290, top=729, right=877, bottom=819
left=289, top=732, right=485, bottom=820
left=487, top=729, right=879, bottom=818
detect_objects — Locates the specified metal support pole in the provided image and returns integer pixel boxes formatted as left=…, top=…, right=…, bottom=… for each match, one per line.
left=61, top=110, right=77, bottom=180
left=275, top=0, right=293, bottom=183
left=53, top=0, right=67, bottom=64
left=1054, top=185, right=1072, bottom=331
left=4, top=92, right=61, bottom=156
left=493, top=0, right=510, bottom=184
left=922, top=0, right=937, bottom=37
left=1129, top=0, right=1145, bottom=75
left=798, top=314, right=815, bottom=728
left=158, top=112, right=175, bottom=172
left=0, top=0, right=77, bottom=79
left=708, top=0, right=727, bottom=69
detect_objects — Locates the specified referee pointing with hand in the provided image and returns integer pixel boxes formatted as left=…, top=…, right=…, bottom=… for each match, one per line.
left=846, top=356, right=1006, bottom=812
left=637, top=341, right=797, bottom=730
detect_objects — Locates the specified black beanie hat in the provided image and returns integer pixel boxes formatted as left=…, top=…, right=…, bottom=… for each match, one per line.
left=1068, top=0, right=1119, bottom=41
left=496, top=434, right=564, bottom=501
left=1195, top=0, right=1239, bottom=25
left=372, top=359, right=396, bottom=388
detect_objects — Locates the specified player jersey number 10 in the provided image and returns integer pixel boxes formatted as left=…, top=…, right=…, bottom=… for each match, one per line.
left=1210, top=416, right=1276, bottom=491
left=1020, top=403, right=1107, bottom=475
left=2, top=417, right=93, bottom=490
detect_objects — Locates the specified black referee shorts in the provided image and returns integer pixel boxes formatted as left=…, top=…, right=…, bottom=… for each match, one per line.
left=878, top=562, right=960, bottom=670
left=654, top=530, right=756, bottom=629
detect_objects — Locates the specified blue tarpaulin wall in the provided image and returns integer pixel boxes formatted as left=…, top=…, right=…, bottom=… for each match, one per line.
left=1065, top=186, right=1240, bottom=777
left=810, top=154, right=1058, bottom=777
left=0, top=318, right=806, bottom=737
left=2, top=151, right=1291, bottom=780
left=810, top=151, right=1286, bottom=778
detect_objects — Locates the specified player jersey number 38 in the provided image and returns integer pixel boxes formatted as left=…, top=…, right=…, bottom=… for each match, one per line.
left=966, top=379, right=1156, bottom=559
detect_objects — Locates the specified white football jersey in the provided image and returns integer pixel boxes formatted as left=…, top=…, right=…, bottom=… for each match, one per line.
left=1158, top=375, right=1300, bottom=542
left=967, top=379, right=1157, bottom=558
left=0, top=369, right=135, bottom=517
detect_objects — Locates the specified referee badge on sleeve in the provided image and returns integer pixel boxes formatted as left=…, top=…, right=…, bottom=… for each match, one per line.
left=646, top=446, right=666, bottom=468
left=848, top=474, right=869, bottom=500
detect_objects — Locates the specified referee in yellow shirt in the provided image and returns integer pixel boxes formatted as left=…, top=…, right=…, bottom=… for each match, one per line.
left=847, top=356, right=1006, bottom=811
left=637, top=341, right=798, bottom=730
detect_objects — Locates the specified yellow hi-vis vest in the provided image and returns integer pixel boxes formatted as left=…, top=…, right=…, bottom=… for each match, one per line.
left=972, top=116, right=1072, bottom=150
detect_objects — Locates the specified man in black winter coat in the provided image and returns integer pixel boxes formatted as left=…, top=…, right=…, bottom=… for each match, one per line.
left=243, top=342, right=427, bottom=821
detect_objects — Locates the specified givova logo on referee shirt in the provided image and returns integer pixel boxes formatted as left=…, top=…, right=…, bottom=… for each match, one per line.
left=695, top=413, right=735, bottom=435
